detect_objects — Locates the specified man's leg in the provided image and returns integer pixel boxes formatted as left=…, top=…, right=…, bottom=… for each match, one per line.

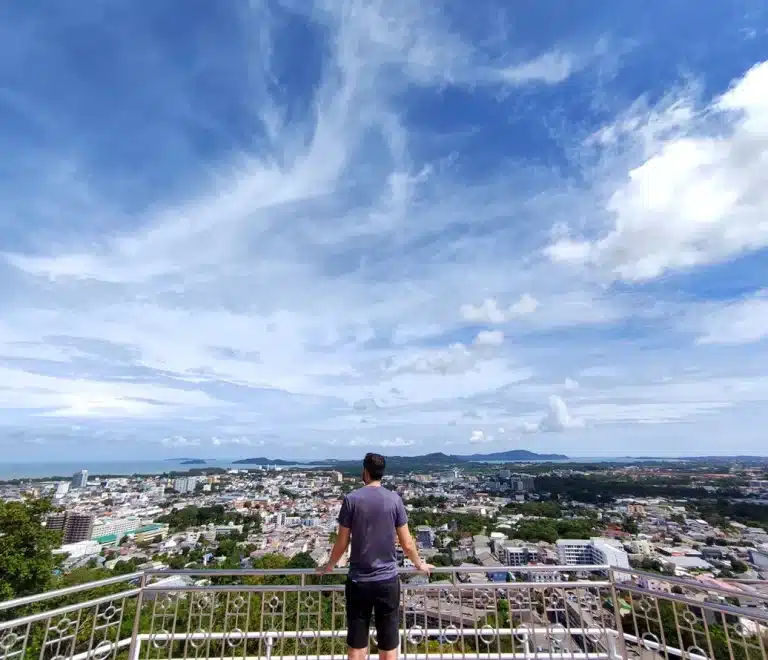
left=346, top=580, right=373, bottom=660
left=373, top=578, right=401, bottom=660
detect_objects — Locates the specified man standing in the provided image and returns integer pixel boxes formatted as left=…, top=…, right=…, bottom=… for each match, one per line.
left=318, top=453, right=431, bottom=660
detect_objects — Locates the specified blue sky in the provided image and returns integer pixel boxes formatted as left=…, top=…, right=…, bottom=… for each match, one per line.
left=2, top=1, right=768, bottom=461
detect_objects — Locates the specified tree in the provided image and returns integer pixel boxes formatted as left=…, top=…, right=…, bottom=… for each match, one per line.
left=731, top=559, right=748, bottom=574
left=0, top=499, right=62, bottom=599
left=287, top=552, right=316, bottom=569
left=622, top=517, right=639, bottom=535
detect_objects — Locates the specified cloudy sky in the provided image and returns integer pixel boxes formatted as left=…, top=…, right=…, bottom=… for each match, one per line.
left=2, top=1, right=768, bottom=461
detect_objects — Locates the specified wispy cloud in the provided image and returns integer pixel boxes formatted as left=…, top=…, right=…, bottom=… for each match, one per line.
left=0, top=2, right=767, bottom=459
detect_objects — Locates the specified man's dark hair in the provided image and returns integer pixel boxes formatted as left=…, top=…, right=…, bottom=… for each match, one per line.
left=363, top=453, right=386, bottom=481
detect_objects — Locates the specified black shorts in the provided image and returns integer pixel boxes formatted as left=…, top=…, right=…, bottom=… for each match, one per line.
left=345, top=577, right=401, bottom=651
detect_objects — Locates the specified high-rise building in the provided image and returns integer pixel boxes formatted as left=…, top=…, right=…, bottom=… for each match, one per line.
left=54, top=483, right=70, bottom=499
left=172, top=476, right=198, bottom=494
left=49, top=512, right=95, bottom=544
left=46, top=512, right=67, bottom=533
left=70, top=470, right=88, bottom=489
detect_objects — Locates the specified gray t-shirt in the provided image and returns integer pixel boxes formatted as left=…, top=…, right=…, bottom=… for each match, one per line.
left=338, top=485, right=408, bottom=582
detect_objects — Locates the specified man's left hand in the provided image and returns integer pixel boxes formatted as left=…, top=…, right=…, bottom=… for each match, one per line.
left=316, top=563, right=334, bottom=575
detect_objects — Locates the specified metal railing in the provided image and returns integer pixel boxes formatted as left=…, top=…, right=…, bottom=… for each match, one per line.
left=1, top=566, right=766, bottom=660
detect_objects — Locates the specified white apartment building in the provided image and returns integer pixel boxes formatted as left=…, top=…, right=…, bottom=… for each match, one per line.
left=91, top=516, right=141, bottom=540
left=556, top=538, right=631, bottom=571
left=173, top=477, right=198, bottom=494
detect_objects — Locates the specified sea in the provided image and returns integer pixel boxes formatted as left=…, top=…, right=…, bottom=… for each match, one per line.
left=0, top=460, right=322, bottom=481
left=1, top=456, right=684, bottom=481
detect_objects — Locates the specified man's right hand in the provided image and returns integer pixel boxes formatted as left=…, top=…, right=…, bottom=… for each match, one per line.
left=415, top=561, right=433, bottom=575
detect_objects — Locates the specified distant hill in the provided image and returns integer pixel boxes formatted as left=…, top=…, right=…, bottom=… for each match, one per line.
left=232, top=457, right=298, bottom=466
left=458, top=449, right=568, bottom=461
left=180, top=459, right=206, bottom=465
left=232, top=449, right=567, bottom=468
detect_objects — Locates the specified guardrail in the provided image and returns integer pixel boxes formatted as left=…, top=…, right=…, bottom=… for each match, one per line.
left=0, top=566, right=766, bottom=660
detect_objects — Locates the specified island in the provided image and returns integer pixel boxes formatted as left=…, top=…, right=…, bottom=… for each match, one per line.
left=232, top=449, right=568, bottom=469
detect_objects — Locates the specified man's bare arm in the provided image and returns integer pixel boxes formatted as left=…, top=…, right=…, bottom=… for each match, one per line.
left=318, top=525, right=351, bottom=573
left=396, top=524, right=431, bottom=574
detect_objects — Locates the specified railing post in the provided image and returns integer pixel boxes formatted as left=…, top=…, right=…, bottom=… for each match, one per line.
left=128, top=573, right=147, bottom=660
left=607, top=569, right=627, bottom=660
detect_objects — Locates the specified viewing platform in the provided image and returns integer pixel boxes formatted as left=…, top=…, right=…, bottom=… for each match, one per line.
left=1, top=566, right=766, bottom=660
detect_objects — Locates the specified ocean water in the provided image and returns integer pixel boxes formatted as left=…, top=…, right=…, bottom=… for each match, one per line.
left=0, top=460, right=318, bottom=481
left=0, top=456, right=689, bottom=480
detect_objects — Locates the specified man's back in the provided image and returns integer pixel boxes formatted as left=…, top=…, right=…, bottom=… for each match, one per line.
left=338, top=485, right=407, bottom=582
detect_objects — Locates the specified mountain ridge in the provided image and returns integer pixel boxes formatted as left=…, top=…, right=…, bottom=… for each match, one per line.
left=232, top=449, right=568, bottom=465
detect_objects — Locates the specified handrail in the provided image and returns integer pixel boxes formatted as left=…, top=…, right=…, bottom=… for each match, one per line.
left=0, top=571, right=143, bottom=611
left=143, top=564, right=611, bottom=576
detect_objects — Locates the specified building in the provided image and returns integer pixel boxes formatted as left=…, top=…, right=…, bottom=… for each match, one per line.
left=499, top=545, right=530, bottom=566
left=172, top=476, right=198, bottom=494
left=70, top=470, right=88, bottom=489
left=556, top=538, right=630, bottom=571
left=332, top=471, right=343, bottom=483
left=46, top=512, right=68, bottom=533
left=91, top=516, right=142, bottom=540
left=134, top=523, right=170, bottom=544
left=53, top=540, right=101, bottom=559
left=416, top=525, right=435, bottom=549
left=64, top=512, right=95, bottom=544
left=46, top=511, right=95, bottom=544
left=54, top=483, right=70, bottom=500
left=748, top=550, right=768, bottom=571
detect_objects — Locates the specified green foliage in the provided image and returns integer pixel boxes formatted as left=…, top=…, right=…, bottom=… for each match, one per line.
left=511, top=517, right=599, bottom=544
left=535, top=474, right=724, bottom=503
left=623, top=517, right=639, bottom=534
left=287, top=552, right=316, bottom=569
left=502, top=500, right=562, bottom=518
left=0, top=498, right=61, bottom=599
left=731, top=559, right=748, bottom=573
left=695, top=499, right=768, bottom=528
left=407, top=510, right=486, bottom=537
left=430, top=553, right=452, bottom=567
left=407, top=495, right=448, bottom=508
left=157, top=505, right=261, bottom=533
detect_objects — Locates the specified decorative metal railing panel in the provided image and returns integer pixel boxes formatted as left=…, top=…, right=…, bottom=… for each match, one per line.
left=1, top=567, right=766, bottom=660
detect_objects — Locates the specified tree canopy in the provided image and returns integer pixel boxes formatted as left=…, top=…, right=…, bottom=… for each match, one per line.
left=0, top=498, right=61, bottom=599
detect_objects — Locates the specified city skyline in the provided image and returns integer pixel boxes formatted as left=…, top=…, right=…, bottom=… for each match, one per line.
left=1, top=2, right=768, bottom=461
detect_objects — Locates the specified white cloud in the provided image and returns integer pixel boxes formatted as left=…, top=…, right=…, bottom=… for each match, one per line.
left=469, top=429, right=490, bottom=444
left=509, top=294, right=540, bottom=317
left=564, top=378, right=579, bottom=390
left=384, top=343, right=475, bottom=376
left=460, top=299, right=507, bottom=324
left=161, top=436, right=200, bottom=449
left=525, top=395, right=583, bottom=433
left=474, top=330, right=504, bottom=347
left=547, top=61, right=768, bottom=281
left=460, top=294, right=539, bottom=324
left=696, top=292, right=768, bottom=345
left=380, top=436, right=414, bottom=448
left=499, top=52, right=575, bottom=85
left=211, top=436, right=263, bottom=446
